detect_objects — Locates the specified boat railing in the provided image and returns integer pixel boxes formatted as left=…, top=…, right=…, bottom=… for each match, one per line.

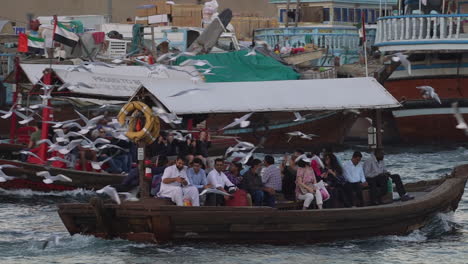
left=375, top=14, right=468, bottom=50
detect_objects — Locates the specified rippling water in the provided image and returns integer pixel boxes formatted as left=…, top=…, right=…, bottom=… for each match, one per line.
left=1, top=145, right=467, bottom=264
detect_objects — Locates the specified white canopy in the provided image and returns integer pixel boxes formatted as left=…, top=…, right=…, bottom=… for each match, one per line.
left=135, top=77, right=401, bottom=114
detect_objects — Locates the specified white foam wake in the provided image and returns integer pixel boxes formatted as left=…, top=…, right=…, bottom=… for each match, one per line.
left=0, top=188, right=95, bottom=197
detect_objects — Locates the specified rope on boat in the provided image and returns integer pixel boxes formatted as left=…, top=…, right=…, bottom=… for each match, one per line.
left=118, top=101, right=160, bottom=144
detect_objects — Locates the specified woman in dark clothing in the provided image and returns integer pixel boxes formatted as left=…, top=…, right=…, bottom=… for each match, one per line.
left=321, top=153, right=347, bottom=208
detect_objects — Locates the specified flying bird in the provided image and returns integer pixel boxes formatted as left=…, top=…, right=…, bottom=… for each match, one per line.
left=19, top=150, right=44, bottom=162
left=0, top=164, right=18, bottom=182
left=392, top=53, right=412, bottom=75
left=286, top=131, right=318, bottom=142
left=96, top=185, right=121, bottom=205
left=293, top=112, right=305, bottom=122
left=240, top=147, right=257, bottom=165
left=67, top=64, right=92, bottom=73
left=245, top=48, right=257, bottom=57
left=416, top=86, right=441, bottom=104
left=220, top=112, right=254, bottom=130
left=36, top=171, right=72, bottom=184
left=152, top=107, right=182, bottom=124
left=452, top=102, right=468, bottom=135
left=47, top=157, right=75, bottom=168
left=168, top=88, right=209, bottom=98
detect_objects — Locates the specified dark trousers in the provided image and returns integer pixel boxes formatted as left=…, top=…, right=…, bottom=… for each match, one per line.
left=344, top=182, right=364, bottom=207
left=250, top=190, right=276, bottom=207
left=206, top=193, right=225, bottom=206
left=324, top=186, right=347, bottom=208
left=367, top=173, right=407, bottom=203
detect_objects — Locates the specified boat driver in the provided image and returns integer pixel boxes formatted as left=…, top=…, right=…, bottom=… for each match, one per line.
left=158, top=156, right=200, bottom=206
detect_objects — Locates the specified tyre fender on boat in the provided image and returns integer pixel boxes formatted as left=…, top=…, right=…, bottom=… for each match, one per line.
left=118, top=101, right=160, bottom=144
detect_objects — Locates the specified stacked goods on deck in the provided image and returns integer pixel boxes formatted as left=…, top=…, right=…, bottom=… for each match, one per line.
left=231, top=17, right=278, bottom=40
left=172, top=4, right=203, bottom=27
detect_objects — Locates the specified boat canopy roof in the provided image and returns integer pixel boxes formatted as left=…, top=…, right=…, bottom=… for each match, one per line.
left=132, top=77, right=401, bottom=114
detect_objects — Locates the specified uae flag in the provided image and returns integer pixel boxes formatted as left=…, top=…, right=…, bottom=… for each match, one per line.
left=53, top=22, right=79, bottom=47
left=17, top=33, right=44, bottom=54
left=27, top=35, right=45, bottom=54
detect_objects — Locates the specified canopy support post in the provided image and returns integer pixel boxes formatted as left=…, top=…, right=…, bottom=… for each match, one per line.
left=138, top=141, right=150, bottom=199
left=9, top=57, right=20, bottom=143
left=375, top=109, right=383, bottom=149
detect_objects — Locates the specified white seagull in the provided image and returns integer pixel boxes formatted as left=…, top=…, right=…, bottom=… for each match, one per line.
left=45, top=119, right=80, bottom=129
left=19, top=150, right=44, bottom=162
left=57, top=82, right=93, bottom=91
left=67, top=64, right=92, bottom=73
left=392, top=53, right=412, bottom=75
left=293, top=112, right=306, bottom=122
left=96, top=185, right=121, bottom=205
left=245, top=48, right=257, bottom=57
left=47, top=157, right=75, bottom=168
left=221, top=112, right=254, bottom=130
left=452, top=102, right=468, bottom=135
left=168, top=88, right=209, bottom=98
left=286, top=131, right=318, bottom=142
left=416, top=86, right=441, bottom=104
left=0, top=164, right=18, bottom=182
left=240, top=147, right=257, bottom=165
left=36, top=171, right=72, bottom=184
left=152, top=107, right=183, bottom=124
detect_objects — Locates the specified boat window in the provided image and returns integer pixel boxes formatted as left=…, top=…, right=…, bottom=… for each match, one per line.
left=323, top=8, right=330, bottom=21
left=375, top=9, right=380, bottom=19
left=334, top=8, right=341, bottom=21
left=356, top=9, right=362, bottom=22
left=349, top=9, right=355, bottom=22
left=342, top=8, right=348, bottom=22
left=408, top=53, right=426, bottom=62
left=279, top=9, right=287, bottom=23
left=363, top=9, right=369, bottom=23
left=369, top=9, right=375, bottom=23
left=436, top=53, right=459, bottom=60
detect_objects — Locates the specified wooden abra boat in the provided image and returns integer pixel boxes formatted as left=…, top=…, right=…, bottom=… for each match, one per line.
left=0, top=159, right=124, bottom=192
left=57, top=164, right=468, bottom=244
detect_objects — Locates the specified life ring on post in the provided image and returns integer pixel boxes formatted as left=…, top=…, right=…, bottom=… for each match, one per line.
left=117, top=101, right=160, bottom=144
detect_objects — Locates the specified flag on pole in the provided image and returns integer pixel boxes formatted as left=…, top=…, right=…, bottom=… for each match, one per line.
left=17, top=33, right=28, bottom=52
left=53, top=22, right=79, bottom=47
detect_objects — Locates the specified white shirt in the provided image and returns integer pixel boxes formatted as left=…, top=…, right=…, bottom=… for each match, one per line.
left=342, top=160, right=366, bottom=183
left=160, top=165, right=191, bottom=188
left=206, top=169, right=234, bottom=188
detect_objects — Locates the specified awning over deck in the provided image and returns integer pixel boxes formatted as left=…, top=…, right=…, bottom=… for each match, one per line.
left=133, top=77, right=401, bottom=114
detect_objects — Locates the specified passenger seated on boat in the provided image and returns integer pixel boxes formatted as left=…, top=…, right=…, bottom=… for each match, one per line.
left=296, top=155, right=323, bottom=210
left=241, top=159, right=276, bottom=207
left=342, top=151, right=366, bottom=207
left=280, top=149, right=304, bottom=201
left=150, top=134, right=171, bottom=157
left=206, top=158, right=237, bottom=206
left=321, top=153, right=347, bottom=208
left=187, top=158, right=212, bottom=193
left=150, top=155, right=169, bottom=196
left=262, top=155, right=282, bottom=207
left=240, top=157, right=253, bottom=176
left=157, top=156, right=200, bottom=206
left=363, top=149, right=414, bottom=204
left=27, top=121, right=42, bottom=149
left=195, top=131, right=211, bottom=160
left=310, top=150, right=323, bottom=180
left=178, top=136, right=196, bottom=162
left=226, top=162, right=243, bottom=187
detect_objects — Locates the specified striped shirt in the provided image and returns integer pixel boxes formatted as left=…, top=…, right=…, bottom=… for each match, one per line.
left=262, top=165, right=282, bottom=191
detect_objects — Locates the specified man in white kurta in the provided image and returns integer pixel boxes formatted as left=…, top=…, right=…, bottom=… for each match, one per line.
left=157, top=157, right=200, bottom=206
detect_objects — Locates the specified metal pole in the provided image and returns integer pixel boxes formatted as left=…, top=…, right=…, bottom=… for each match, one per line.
left=9, top=57, right=20, bottom=143
left=286, top=0, right=291, bottom=28
left=375, top=110, right=383, bottom=149
left=295, top=0, right=300, bottom=27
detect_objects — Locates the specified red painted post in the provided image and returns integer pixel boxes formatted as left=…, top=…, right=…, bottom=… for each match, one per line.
left=38, top=71, right=53, bottom=163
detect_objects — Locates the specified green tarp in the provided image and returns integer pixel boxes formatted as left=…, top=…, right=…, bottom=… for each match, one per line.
left=175, top=50, right=300, bottom=82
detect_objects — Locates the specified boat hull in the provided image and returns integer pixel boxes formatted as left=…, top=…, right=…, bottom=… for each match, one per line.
left=384, top=72, right=468, bottom=143
left=0, top=159, right=124, bottom=192
left=57, top=165, right=468, bottom=244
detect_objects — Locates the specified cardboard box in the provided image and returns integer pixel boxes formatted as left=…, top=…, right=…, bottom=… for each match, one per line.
left=172, top=16, right=202, bottom=27
left=156, top=1, right=172, bottom=15
left=148, top=14, right=169, bottom=24
left=136, top=4, right=157, bottom=17
left=135, top=16, right=149, bottom=25
left=172, top=4, right=203, bottom=17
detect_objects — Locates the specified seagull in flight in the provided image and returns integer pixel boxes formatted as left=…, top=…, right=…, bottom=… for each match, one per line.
left=19, top=150, right=44, bottom=162
left=392, top=53, right=412, bottom=75
left=245, top=48, right=257, bottom=57
left=224, top=140, right=256, bottom=157
left=57, top=82, right=93, bottom=91
left=67, top=64, right=92, bottom=73
left=96, top=185, right=121, bottom=205
left=45, top=119, right=79, bottom=129
left=293, top=112, right=306, bottom=122
left=48, top=157, right=75, bottom=168
left=452, top=102, right=468, bottom=136
left=286, top=131, right=318, bottom=142
left=168, top=88, right=210, bottom=98
left=36, top=171, right=72, bottom=184
left=240, top=147, right=257, bottom=165
left=416, top=86, right=441, bottom=104
left=220, top=112, right=254, bottom=130
left=0, top=164, right=18, bottom=182
left=152, top=107, right=182, bottom=124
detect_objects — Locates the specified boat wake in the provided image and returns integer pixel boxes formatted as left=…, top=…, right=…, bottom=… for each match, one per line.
left=0, top=188, right=95, bottom=198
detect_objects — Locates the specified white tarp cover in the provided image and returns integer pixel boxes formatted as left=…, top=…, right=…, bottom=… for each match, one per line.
left=18, top=63, right=197, bottom=99
left=137, top=77, right=401, bottom=114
